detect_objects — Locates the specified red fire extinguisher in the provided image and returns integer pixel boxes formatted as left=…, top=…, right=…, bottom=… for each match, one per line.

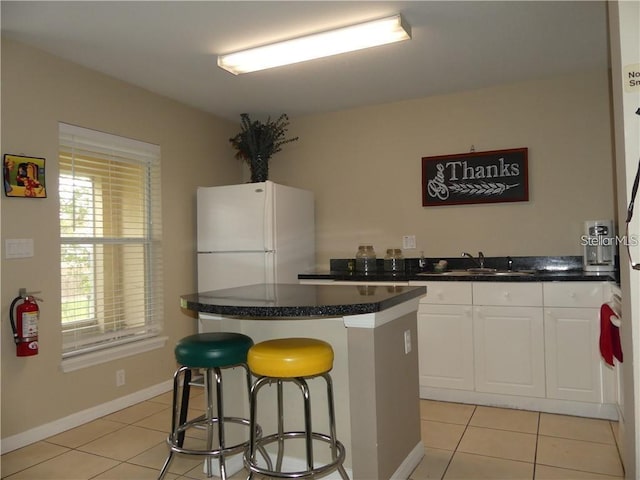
left=9, top=292, right=40, bottom=356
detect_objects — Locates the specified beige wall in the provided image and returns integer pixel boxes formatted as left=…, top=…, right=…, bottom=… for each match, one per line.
left=271, top=70, right=615, bottom=268
left=0, top=39, right=241, bottom=440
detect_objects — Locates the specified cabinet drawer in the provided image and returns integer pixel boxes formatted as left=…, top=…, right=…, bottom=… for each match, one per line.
left=543, top=282, right=606, bottom=308
left=414, top=282, right=472, bottom=305
left=473, top=282, right=543, bottom=306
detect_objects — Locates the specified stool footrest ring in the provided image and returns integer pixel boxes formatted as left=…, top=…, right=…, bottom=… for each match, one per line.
left=244, top=431, right=346, bottom=479
left=167, top=416, right=260, bottom=458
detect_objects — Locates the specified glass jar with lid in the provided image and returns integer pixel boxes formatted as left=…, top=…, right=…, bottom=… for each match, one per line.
left=355, top=245, right=377, bottom=273
left=384, top=248, right=405, bottom=273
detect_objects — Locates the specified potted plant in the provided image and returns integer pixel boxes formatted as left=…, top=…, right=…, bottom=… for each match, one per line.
left=229, top=113, right=298, bottom=183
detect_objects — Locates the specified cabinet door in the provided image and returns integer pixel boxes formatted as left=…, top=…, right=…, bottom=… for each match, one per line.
left=544, top=307, right=610, bottom=402
left=473, top=306, right=545, bottom=397
left=418, top=304, right=474, bottom=391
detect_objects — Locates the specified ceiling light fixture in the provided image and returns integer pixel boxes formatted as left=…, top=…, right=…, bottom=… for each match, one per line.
left=217, top=14, right=411, bottom=75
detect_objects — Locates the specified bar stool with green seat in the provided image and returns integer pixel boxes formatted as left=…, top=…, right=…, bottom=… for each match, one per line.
left=244, top=337, right=350, bottom=479
left=158, top=332, right=257, bottom=480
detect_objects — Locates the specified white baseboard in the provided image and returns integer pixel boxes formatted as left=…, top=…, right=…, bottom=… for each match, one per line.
left=420, top=386, right=619, bottom=420
left=1, top=380, right=173, bottom=454
left=391, top=441, right=425, bottom=479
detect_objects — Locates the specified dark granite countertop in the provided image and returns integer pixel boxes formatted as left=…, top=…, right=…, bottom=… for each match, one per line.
left=298, top=270, right=615, bottom=283
left=181, top=283, right=426, bottom=318
left=298, top=255, right=618, bottom=283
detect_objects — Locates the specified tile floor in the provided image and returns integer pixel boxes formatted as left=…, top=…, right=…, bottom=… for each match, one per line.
left=1, top=390, right=625, bottom=480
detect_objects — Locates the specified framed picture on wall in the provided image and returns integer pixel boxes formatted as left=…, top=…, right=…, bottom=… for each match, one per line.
left=421, top=148, right=528, bottom=207
left=3, top=154, right=47, bottom=198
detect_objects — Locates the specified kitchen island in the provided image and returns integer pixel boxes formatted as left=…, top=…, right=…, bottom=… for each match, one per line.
left=180, top=283, right=426, bottom=480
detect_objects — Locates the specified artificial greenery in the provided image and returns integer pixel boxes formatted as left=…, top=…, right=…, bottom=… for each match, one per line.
left=229, top=113, right=298, bottom=163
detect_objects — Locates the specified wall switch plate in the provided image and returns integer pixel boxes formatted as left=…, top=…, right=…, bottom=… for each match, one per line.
left=404, top=329, right=412, bottom=354
left=116, top=369, right=126, bottom=387
left=402, top=235, right=416, bottom=249
left=5, top=239, right=34, bottom=259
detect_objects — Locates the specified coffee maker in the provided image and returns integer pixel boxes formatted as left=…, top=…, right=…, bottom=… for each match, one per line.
left=583, top=220, right=616, bottom=272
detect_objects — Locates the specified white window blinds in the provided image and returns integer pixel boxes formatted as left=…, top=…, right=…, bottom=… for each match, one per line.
left=58, top=123, right=163, bottom=357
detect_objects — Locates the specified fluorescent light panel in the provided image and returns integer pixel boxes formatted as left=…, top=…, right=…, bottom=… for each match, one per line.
left=218, top=14, right=411, bottom=75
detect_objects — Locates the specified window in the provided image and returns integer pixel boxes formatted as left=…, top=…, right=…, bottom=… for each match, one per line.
left=58, top=123, right=163, bottom=361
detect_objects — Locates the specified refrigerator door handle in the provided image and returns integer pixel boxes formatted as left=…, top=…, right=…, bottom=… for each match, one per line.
left=198, top=250, right=271, bottom=254
left=264, top=251, right=276, bottom=283
left=263, top=182, right=275, bottom=251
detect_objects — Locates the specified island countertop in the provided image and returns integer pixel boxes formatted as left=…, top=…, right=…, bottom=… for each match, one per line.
left=181, top=283, right=426, bottom=318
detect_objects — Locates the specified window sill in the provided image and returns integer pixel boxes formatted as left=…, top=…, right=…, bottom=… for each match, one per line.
left=61, top=336, right=168, bottom=373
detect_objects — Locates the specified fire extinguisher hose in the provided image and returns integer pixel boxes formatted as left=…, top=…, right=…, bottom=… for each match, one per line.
left=9, top=296, right=22, bottom=344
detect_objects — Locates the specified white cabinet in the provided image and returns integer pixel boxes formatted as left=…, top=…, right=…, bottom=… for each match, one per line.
left=305, top=276, right=616, bottom=418
left=418, top=304, right=474, bottom=390
left=473, top=306, right=546, bottom=397
left=415, top=282, right=474, bottom=391
left=543, top=282, right=615, bottom=403
left=472, top=283, right=546, bottom=397
left=544, top=307, right=603, bottom=402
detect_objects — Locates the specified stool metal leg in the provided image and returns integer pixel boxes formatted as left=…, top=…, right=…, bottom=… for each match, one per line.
left=276, top=379, right=285, bottom=472
left=323, top=373, right=350, bottom=480
left=159, top=366, right=191, bottom=480
left=177, top=368, right=192, bottom=447
left=293, top=377, right=314, bottom=473
left=246, top=376, right=273, bottom=480
left=295, top=378, right=313, bottom=470
left=204, top=368, right=215, bottom=478
left=214, top=367, right=227, bottom=480
left=246, top=376, right=267, bottom=480
left=201, top=366, right=232, bottom=479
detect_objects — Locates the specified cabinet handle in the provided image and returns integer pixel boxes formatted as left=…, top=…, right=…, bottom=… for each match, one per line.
left=503, top=291, right=511, bottom=299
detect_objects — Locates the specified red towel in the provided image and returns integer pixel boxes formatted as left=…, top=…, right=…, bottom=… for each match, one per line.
left=600, top=303, right=623, bottom=366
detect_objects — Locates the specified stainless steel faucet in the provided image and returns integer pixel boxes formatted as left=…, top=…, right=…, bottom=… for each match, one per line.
left=418, top=251, right=427, bottom=269
left=462, top=251, right=485, bottom=268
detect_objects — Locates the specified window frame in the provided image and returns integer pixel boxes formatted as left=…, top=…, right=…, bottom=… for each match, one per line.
left=58, top=123, right=165, bottom=370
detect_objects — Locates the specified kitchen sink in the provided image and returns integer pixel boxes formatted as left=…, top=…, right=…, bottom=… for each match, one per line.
left=417, top=269, right=533, bottom=277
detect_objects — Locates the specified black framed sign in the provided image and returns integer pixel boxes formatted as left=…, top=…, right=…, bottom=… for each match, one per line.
left=422, top=148, right=528, bottom=207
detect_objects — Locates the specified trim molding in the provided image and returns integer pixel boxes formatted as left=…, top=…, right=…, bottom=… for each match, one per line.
left=391, top=441, right=425, bottom=479
left=343, top=298, right=420, bottom=328
left=61, top=336, right=168, bottom=372
left=420, top=386, right=619, bottom=420
left=1, top=380, right=173, bottom=454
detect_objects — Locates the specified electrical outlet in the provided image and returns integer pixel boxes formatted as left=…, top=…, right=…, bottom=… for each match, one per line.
left=404, top=329, right=412, bottom=354
left=402, top=235, right=416, bottom=249
left=116, top=369, right=125, bottom=387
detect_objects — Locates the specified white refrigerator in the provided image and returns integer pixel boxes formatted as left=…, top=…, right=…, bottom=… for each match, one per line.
left=197, top=181, right=315, bottom=292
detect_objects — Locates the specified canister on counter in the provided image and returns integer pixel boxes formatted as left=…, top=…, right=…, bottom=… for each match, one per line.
left=384, top=248, right=405, bottom=273
left=355, top=245, right=377, bottom=273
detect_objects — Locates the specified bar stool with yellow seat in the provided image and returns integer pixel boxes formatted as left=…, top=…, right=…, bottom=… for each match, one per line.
left=244, top=337, right=350, bottom=479
left=158, top=332, right=259, bottom=480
